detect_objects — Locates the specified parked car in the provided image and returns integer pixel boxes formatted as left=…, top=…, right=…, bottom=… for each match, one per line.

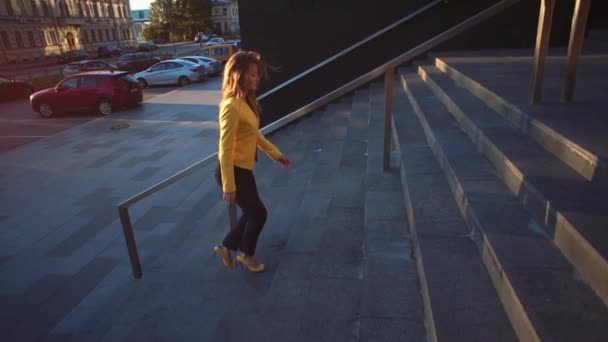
left=0, top=75, right=34, bottom=101
left=30, top=71, right=142, bottom=118
left=138, top=42, right=158, bottom=51
left=59, top=49, right=89, bottom=63
left=205, top=37, right=225, bottom=46
left=179, top=56, right=222, bottom=76
left=133, top=59, right=207, bottom=88
left=194, top=56, right=224, bottom=76
left=194, top=33, right=208, bottom=43
left=225, top=39, right=242, bottom=50
left=116, top=52, right=160, bottom=72
left=196, top=44, right=235, bottom=63
left=97, top=45, right=122, bottom=58
left=62, top=60, right=118, bottom=77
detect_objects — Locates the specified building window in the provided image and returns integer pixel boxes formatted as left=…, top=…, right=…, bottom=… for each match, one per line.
left=78, top=4, right=84, bottom=17
left=50, top=31, right=58, bottom=45
left=93, top=3, right=99, bottom=17
left=41, top=1, right=49, bottom=16
left=91, top=29, right=96, bottom=42
left=1, top=32, right=11, bottom=49
left=39, top=31, right=47, bottom=47
left=15, top=32, right=24, bottom=48
left=82, top=30, right=88, bottom=43
left=105, top=29, right=110, bottom=41
left=112, top=29, right=116, bottom=40
left=6, top=1, right=15, bottom=16
left=98, top=29, right=104, bottom=42
left=31, top=0, right=39, bottom=16
left=123, top=6, right=127, bottom=18
left=85, top=3, right=91, bottom=17
left=223, top=7, right=227, bottom=16
left=27, top=31, right=35, bottom=47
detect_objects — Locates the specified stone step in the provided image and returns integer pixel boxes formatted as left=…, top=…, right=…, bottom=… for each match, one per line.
left=365, top=80, right=427, bottom=341
left=394, top=72, right=517, bottom=342
left=419, top=64, right=608, bottom=306
left=433, top=56, right=608, bottom=188
left=401, top=70, right=608, bottom=342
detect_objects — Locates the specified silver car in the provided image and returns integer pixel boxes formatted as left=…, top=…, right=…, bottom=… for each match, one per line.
left=133, top=59, right=207, bottom=88
left=190, top=55, right=223, bottom=76
left=178, top=56, right=222, bottom=77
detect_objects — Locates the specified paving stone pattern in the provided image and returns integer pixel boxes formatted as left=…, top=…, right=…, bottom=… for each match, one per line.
left=0, top=82, right=426, bottom=341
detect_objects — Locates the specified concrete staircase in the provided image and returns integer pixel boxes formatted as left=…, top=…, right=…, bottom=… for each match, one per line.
left=393, top=51, right=608, bottom=341
left=9, top=85, right=428, bottom=341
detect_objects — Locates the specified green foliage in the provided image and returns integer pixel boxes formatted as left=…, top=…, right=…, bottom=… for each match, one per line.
left=146, top=0, right=213, bottom=42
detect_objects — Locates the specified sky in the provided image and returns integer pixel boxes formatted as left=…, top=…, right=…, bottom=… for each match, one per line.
left=130, top=0, right=153, bottom=10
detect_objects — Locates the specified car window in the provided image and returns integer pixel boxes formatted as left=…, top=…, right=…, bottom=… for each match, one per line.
left=59, top=77, right=78, bottom=90
left=211, top=48, right=227, bottom=57
left=79, top=76, right=101, bottom=88
left=165, top=62, right=182, bottom=70
left=198, top=50, right=209, bottom=57
left=150, top=63, right=166, bottom=71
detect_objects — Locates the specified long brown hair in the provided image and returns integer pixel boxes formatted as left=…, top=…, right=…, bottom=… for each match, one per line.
left=221, top=51, right=267, bottom=114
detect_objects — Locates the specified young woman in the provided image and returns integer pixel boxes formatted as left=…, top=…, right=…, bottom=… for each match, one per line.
left=214, top=51, right=291, bottom=273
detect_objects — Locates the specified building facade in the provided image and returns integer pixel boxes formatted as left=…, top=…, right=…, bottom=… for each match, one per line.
left=211, top=0, right=239, bottom=37
left=131, top=9, right=150, bottom=41
left=0, top=0, right=137, bottom=65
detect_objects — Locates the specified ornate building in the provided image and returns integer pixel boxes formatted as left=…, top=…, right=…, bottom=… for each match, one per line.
left=0, top=0, right=137, bottom=65
left=211, top=0, right=239, bottom=37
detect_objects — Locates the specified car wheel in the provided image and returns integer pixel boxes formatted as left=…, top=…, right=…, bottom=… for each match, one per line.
left=38, top=103, right=54, bottom=118
left=138, top=78, right=148, bottom=88
left=178, top=76, right=190, bottom=87
left=97, top=99, right=112, bottom=116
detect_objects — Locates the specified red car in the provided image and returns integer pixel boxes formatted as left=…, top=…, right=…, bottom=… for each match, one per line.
left=30, top=71, right=142, bottom=118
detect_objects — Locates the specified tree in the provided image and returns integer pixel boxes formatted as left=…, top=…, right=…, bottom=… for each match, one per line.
left=144, top=0, right=212, bottom=42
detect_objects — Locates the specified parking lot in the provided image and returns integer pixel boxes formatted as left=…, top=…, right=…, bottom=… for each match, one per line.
left=0, top=76, right=222, bottom=154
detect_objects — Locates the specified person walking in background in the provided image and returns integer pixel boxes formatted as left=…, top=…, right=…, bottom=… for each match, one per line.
left=214, top=51, right=291, bottom=273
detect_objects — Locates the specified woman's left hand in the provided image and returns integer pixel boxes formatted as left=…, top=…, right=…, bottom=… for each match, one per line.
left=277, top=155, right=291, bottom=169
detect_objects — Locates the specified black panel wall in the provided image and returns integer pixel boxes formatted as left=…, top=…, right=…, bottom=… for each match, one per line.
left=237, top=0, right=602, bottom=125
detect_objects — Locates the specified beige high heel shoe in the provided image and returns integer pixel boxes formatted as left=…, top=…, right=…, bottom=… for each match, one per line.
left=214, top=245, right=235, bottom=269
left=236, top=255, right=265, bottom=273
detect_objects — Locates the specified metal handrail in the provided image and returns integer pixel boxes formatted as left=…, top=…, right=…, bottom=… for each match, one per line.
left=257, top=0, right=444, bottom=101
left=117, top=0, right=520, bottom=279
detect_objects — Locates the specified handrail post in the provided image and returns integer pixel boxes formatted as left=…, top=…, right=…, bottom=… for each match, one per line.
left=383, top=67, right=395, bottom=172
left=530, top=0, right=555, bottom=104
left=563, top=0, right=591, bottom=102
left=118, top=206, right=143, bottom=279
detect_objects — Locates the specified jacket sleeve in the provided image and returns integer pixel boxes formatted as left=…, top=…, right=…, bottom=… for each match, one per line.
left=257, top=131, right=282, bottom=160
left=218, top=101, right=238, bottom=193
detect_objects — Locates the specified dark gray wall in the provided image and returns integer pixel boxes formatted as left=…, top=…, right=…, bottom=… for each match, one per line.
left=237, top=0, right=603, bottom=125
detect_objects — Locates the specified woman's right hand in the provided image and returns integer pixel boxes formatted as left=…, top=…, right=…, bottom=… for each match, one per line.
left=223, top=191, right=236, bottom=204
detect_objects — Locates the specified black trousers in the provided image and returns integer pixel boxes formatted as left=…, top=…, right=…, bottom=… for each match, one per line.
left=222, top=166, right=267, bottom=256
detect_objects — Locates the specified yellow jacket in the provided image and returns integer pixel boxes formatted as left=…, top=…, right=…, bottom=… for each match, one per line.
left=218, top=97, right=282, bottom=192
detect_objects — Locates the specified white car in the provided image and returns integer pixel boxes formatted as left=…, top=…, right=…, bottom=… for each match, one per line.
left=205, top=38, right=224, bottom=46
left=133, top=59, right=207, bottom=88
left=178, top=56, right=222, bottom=77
